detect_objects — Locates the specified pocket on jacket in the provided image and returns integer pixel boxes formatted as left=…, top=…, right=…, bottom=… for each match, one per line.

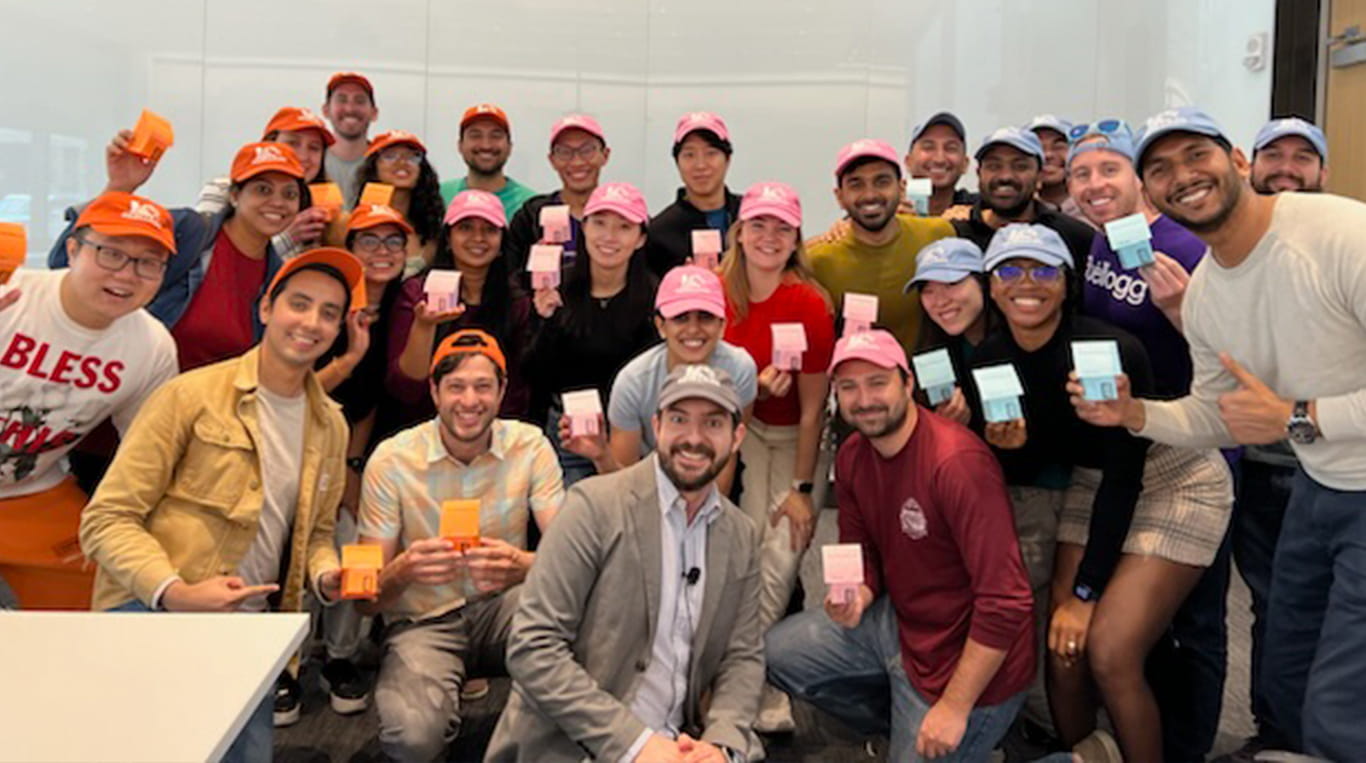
left=165, top=417, right=256, bottom=517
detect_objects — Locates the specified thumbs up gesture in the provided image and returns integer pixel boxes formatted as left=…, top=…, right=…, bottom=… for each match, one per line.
left=1216, top=353, right=1297, bottom=444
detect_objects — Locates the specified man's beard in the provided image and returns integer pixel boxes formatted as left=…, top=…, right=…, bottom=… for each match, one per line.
left=984, top=181, right=1033, bottom=219
left=845, top=400, right=908, bottom=439
left=1252, top=172, right=1323, bottom=195
left=660, top=442, right=726, bottom=492
left=1166, top=170, right=1243, bottom=235
left=439, top=409, right=493, bottom=445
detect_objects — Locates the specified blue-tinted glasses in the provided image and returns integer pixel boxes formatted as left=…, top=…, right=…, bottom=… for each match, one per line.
left=993, top=264, right=1063, bottom=284
left=1069, top=119, right=1131, bottom=143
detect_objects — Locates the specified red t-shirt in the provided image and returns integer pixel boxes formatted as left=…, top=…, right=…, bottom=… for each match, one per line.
left=835, top=409, right=1035, bottom=705
left=723, top=278, right=835, bottom=426
left=171, top=230, right=267, bottom=371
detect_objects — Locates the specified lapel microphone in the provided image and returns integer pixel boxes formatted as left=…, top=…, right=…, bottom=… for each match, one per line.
left=684, top=567, right=701, bottom=586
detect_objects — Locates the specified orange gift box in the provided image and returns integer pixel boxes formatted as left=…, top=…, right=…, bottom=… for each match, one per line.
left=359, top=182, right=394, bottom=207
left=127, top=109, right=175, bottom=161
left=340, top=543, right=384, bottom=600
left=439, top=499, right=481, bottom=552
left=309, top=182, right=344, bottom=220
left=0, top=222, right=25, bottom=285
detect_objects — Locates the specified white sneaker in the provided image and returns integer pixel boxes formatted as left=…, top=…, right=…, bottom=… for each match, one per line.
left=753, top=685, right=795, bottom=734
left=1072, top=729, right=1122, bottom=763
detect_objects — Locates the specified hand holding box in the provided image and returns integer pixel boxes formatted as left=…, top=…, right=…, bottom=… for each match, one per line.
left=127, top=109, right=175, bottom=162
left=912, top=348, right=957, bottom=405
left=423, top=270, right=462, bottom=313
left=1104, top=212, right=1155, bottom=269
left=439, top=499, right=482, bottom=553
left=972, top=364, right=1026, bottom=423
left=691, top=229, right=723, bottom=270
left=360, top=183, right=395, bottom=207
left=309, top=183, right=344, bottom=221
left=0, top=222, right=26, bottom=287
left=1071, top=340, right=1123, bottom=401
left=906, top=178, right=932, bottom=216
left=540, top=205, right=571, bottom=244
left=527, top=244, right=564, bottom=290
left=771, top=322, right=808, bottom=372
left=561, top=389, right=604, bottom=438
left=822, top=543, right=865, bottom=605
left=340, top=544, right=384, bottom=600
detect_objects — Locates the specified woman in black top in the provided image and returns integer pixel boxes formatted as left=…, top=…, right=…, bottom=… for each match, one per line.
left=974, top=223, right=1230, bottom=762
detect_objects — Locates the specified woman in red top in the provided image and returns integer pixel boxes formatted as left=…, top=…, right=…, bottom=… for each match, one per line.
left=719, top=180, right=835, bottom=732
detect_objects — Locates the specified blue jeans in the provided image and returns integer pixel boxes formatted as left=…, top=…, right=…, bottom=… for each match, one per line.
left=1232, top=457, right=1293, bottom=746
left=110, top=599, right=274, bottom=762
left=765, top=597, right=1029, bottom=762
left=1261, top=469, right=1366, bottom=760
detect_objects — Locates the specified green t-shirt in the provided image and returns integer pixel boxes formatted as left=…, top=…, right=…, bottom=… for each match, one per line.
left=439, top=176, right=538, bottom=219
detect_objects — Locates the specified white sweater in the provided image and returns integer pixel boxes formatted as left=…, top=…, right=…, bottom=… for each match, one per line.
left=1140, top=192, right=1366, bottom=490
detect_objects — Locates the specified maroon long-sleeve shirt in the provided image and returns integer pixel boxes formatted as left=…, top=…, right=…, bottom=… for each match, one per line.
left=836, top=407, right=1035, bottom=706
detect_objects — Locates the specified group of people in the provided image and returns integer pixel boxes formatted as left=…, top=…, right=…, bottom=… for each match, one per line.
left=0, top=66, right=1358, bottom=763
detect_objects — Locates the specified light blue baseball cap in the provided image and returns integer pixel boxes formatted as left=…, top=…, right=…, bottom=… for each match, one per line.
left=905, top=237, right=985, bottom=290
left=1253, top=117, right=1327, bottom=160
left=984, top=223, right=1073, bottom=271
left=1025, top=114, right=1074, bottom=138
left=1067, top=119, right=1137, bottom=166
left=975, top=126, right=1045, bottom=163
left=1134, top=106, right=1229, bottom=173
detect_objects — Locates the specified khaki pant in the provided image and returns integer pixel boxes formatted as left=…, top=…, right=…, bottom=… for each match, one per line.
left=738, top=420, right=808, bottom=632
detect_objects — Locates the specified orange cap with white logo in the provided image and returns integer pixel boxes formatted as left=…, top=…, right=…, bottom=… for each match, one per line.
left=230, top=142, right=306, bottom=184
left=74, top=192, right=177, bottom=254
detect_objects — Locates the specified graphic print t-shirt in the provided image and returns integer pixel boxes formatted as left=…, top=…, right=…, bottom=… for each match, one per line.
left=0, top=269, right=178, bottom=498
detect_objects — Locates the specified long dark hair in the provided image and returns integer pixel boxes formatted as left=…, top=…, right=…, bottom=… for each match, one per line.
left=914, top=273, right=1001, bottom=352
left=350, top=154, right=444, bottom=246
left=560, top=223, right=656, bottom=337
left=422, top=223, right=522, bottom=350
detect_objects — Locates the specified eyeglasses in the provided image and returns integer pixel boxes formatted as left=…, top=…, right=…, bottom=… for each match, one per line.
left=551, top=142, right=603, bottom=161
left=1069, top=119, right=1132, bottom=143
left=378, top=147, right=425, bottom=165
left=75, top=236, right=167, bottom=280
left=354, top=232, right=407, bottom=252
left=993, top=264, right=1063, bottom=284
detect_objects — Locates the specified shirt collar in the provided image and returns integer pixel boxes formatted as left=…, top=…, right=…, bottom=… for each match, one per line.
left=424, top=418, right=508, bottom=465
left=652, top=453, right=723, bottom=526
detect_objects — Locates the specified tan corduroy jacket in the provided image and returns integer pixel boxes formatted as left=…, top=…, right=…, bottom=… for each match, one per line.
left=80, top=347, right=346, bottom=612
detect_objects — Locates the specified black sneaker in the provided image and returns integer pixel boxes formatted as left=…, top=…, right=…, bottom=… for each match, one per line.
left=273, top=671, right=301, bottom=727
left=320, top=658, right=370, bottom=715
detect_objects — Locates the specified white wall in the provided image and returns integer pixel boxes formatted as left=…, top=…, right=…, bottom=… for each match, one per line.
left=0, top=0, right=1274, bottom=266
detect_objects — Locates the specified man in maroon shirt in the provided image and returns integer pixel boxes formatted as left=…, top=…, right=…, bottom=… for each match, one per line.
left=765, top=329, right=1037, bottom=761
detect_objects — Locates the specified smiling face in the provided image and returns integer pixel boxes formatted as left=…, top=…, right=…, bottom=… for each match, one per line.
left=232, top=172, right=302, bottom=238
left=656, top=310, right=724, bottom=365
left=652, top=398, right=741, bottom=492
left=273, top=129, right=327, bottom=183
left=64, top=231, right=170, bottom=326
left=348, top=222, right=406, bottom=284
left=919, top=276, right=985, bottom=337
left=583, top=210, right=645, bottom=271
left=430, top=354, right=504, bottom=447
left=833, top=359, right=912, bottom=439
left=376, top=144, right=423, bottom=189
left=1035, top=128, right=1070, bottom=188
left=989, top=256, right=1066, bottom=333
left=1067, top=147, right=1142, bottom=227
left=978, top=145, right=1041, bottom=217
left=835, top=159, right=903, bottom=233
left=459, top=117, right=511, bottom=176
left=259, top=268, right=347, bottom=368
left=906, top=124, right=968, bottom=191
left=736, top=215, right=798, bottom=273
left=322, top=83, right=377, bottom=141
left=675, top=133, right=730, bottom=201
left=448, top=217, right=503, bottom=271
left=1140, top=134, right=1247, bottom=235
left=1251, top=135, right=1326, bottom=193
left=549, top=129, right=609, bottom=194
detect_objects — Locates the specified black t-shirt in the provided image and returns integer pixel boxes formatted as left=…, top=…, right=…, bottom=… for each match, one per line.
left=953, top=201, right=1096, bottom=268
left=644, top=187, right=741, bottom=278
left=316, top=279, right=401, bottom=426
left=972, top=314, right=1154, bottom=596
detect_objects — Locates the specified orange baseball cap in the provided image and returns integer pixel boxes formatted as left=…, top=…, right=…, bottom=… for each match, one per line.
left=230, top=142, right=306, bottom=183
left=365, top=130, right=426, bottom=158
left=74, top=192, right=177, bottom=254
left=347, top=203, right=415, bottom=236
left=326, top=71, right=374, bottom=99
left=460, top=103, right=510, bottom=133
left=430, top=329, right=506, bottom=376
left=263, top=107, right=336, bottom=146
left=266, top=247, right=367, bottom=313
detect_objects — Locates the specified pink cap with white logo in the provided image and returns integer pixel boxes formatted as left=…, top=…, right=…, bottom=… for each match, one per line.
left=656, top=265, right=726, bottom=319
left=549, top=113, right=606, bottom=146
left=833, top=138, right=902, bottom=180
left=829, top=329, right=909, bottom=373
left=443, top=189, right=507, bottom=228
left=673, top=111, right=730, bottom=145
left=739, top=181, right=802, bottom=228
left=583, top=182, right=649, bottom=225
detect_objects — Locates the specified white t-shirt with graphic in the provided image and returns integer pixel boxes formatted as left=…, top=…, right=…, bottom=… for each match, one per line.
left=0, top=269, right=178, bottom=498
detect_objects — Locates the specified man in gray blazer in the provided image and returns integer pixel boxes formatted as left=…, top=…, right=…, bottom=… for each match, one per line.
left=486, top=364, right=763, bottom=763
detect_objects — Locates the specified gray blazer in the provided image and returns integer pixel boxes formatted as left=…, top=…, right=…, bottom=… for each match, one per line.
left=485, top=457, right=763, bottom=762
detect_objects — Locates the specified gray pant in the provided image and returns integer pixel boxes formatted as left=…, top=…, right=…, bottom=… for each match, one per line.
left=376, top=589, right=520, bottom=762
left=1008, top=485, right=1063, bottom=732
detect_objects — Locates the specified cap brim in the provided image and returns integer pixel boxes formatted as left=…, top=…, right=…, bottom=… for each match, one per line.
left=443, top=209, right=506, bottom=229
left=350, top=216, right=415, bottom=236
left=739, top=205, right=801, bottom=228
left=657, top=298, right=725, bottom=319
left=829, top=347, right=907, bottom=375
left=658, top=386, right=741, bottom=416
left=235, top=165, right=305, bottom=183
left=905, top=267, right=976, bottom=291
left=914, top=113, right=966, bottom=143
left=986, top=249, right=1071, bottom=270
left=272, top=248, right=366, bottom=311
left=85, top=221, right=176, bottom=255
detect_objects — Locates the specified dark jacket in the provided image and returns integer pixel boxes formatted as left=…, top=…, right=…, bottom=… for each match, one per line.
left=504, top=190, right=583, bottom=290
left=644, top=187, right=741, bottom=277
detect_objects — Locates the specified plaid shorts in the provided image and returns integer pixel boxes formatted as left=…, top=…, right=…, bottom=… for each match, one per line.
left=1059, top=444, right=1233, bottom=567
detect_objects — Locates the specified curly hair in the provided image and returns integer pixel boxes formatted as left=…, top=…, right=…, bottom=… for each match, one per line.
left=350, top=153, right=444, bottom=247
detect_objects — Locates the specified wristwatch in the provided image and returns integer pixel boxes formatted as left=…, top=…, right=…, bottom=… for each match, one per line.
left=346, top=456, right=367, bottom=473
left=1073, top=583, right=1098, bottom=603
left=792, top=480, right=815, bottom=495
left=1287, top=400, right=1319, bottom=445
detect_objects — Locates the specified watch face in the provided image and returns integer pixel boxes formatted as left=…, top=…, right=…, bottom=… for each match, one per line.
left=1289, top=420, right=1317, bottom=445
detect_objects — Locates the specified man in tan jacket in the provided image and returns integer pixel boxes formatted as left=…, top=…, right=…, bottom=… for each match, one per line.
left=79, top=248, right=362, bottom=763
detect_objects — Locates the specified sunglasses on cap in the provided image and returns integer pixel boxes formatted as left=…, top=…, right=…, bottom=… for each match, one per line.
left=1069, top=119, right=1131, bottom=143
left=992, top=264, right=1063, bottom=284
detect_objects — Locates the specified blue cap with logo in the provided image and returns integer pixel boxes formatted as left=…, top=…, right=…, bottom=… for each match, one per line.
left=1025, top=114, right=1074, bottom=137
left=1134, top=106, right=1229, bottom=172
left=905, top=237, right=985, bottom=290
left=976, top=126, right=1045, bottom=163
left=984, top=223, right=1073, bottom=271
left=1067, top=119, right=1137, bottom=166
left=1253, top=117, right=1327, bottom=160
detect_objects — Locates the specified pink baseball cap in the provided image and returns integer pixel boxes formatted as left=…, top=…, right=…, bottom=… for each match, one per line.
left=673, top=111, right=730, bottom=146
left=656, top=265, right=726, bottom=319
left=739, top=181, right=802, bottom=228
left=549, top=113, right=606, bottom=146
left=834, top=138, right=903, bottom=180
left=583, top=182, right=649, bottom=225
left=443, top=189, right=507, bottom=228
left=829, top=329, right=909, bottom=374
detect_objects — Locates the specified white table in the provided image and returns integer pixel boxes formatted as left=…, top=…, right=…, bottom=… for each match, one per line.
left=0, top=611, right=309, bottom=762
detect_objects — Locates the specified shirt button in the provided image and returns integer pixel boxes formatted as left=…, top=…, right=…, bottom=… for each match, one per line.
left=249, top=480, right=260, bottom=490
left=634, top=659, right=648, bottom=672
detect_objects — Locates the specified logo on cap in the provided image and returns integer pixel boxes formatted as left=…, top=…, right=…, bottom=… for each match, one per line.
left=1001, top=225, right=1043, bottom=246
left=475, top=104, right=497, bottom=114
left=757, top=184, right=788, bottom=201
left=847, top=139, right=881, bottom=154
left=676, top=272, right=712, bottom=294
left=465, top=193, right=498, bottom=209
left=920, top=246, right=950, bottom=267
left=253, top=144, right=289, bottom=165
left=559, top=115, right=586, bottom=128
left=297, top=107, right=321, bottom=122
left=1145, top=109, right=1183, bottom=132
left=602, top=184, right=631, bottom=202
left=370, top=204, right=399, bottom=218
left=845, top=332, right=879, bottom=350
left=679, top=364, right=722, bottom=385
left=682, top=112, right=711, bottom=126
left=121, top=199, right=165, bottom=229
left=987, top=127, right=1018, bottom=142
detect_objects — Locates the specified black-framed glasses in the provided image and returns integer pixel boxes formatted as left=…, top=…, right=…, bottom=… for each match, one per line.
left=354, top=232, right=407, bottom=252
left=1069, top=119, right=1131, bottom=143
left=993, top=264, right=1063, bottom=284
left=551, top=143, right=602, bottom=161
left=75, top=236, right=167, bottom=280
